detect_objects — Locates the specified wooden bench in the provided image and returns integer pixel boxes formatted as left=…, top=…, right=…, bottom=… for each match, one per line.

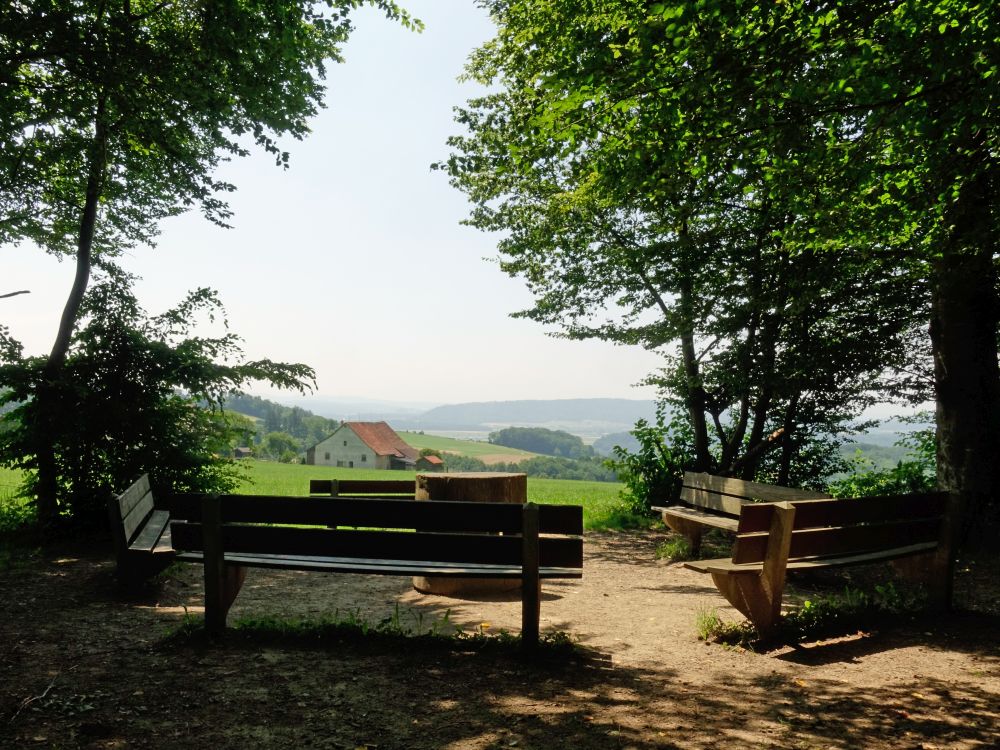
left=652, top=472, right=831, bottom=554
left=684, top=491, right=961, bottom=636
left=107, top=474, right=175, bottom=585
left=309, top=478, right=415, bottom=498
left=168, top=494, right=584, bottom=650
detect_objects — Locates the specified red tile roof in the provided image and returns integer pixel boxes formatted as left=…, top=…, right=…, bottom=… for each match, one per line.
left=345, top=422, right=418, bottom=461
left=421, top=455, right=444, bottom=465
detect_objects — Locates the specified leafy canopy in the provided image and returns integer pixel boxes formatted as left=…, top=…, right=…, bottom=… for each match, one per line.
left=0, top=272, right=315, bottom=524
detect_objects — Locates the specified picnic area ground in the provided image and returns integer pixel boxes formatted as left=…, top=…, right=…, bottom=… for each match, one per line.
left=1, top=529, right=997, bottom=749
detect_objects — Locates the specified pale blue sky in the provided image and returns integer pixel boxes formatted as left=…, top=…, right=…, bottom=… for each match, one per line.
left=6, top=0, right=663, bottom=406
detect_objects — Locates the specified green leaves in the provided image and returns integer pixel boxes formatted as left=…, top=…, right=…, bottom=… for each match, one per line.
left=0, top=273, right=316, bottom=524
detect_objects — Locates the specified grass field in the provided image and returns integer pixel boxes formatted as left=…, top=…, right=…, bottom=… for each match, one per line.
left=0, top=461, right=632, bottom=531
left=398, top=432, right=538, bottom=462
left=240, top=460, right=626, bottom=529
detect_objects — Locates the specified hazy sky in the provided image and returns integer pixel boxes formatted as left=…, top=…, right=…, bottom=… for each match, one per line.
left=6, top=0, right=663, bottom=407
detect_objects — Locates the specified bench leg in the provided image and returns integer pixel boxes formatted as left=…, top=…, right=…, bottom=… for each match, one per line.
left=891, top=552, right=951, bottom=611
left=205, top=564, right=246, bottom=635
left=709, top=502, right=795, bottom=638
left=711, top=571, right=781, bottom=636
left=202, top=494, right=246, bottom=636
left=521, top=503, right=540, bottom=653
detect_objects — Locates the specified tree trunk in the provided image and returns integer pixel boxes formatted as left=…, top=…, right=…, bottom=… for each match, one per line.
left=412, top=472, right=527, bottom=596
left=678, top=274, right=712, bottom=471
left=930, top=168, right=1000, bottom=548
left=34, top=104, right=108, bottom=526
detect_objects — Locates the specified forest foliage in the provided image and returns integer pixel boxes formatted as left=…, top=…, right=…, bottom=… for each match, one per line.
left=442, top=0, right=999, bottom=525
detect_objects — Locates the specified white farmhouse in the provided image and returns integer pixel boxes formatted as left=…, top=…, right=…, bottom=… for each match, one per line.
left=306, top=421, right=418, bottom=470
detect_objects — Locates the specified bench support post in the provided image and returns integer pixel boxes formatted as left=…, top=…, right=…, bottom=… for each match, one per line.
left=710, top=502, right=795, bottom=637
left=202, top=495, right=246, bottom=636
left=891, top=491, right=963, bottom=611
left=521, top=502, right=540, bottom=653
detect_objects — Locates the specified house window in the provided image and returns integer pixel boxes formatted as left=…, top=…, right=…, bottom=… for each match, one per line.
left=349, top=461, right=354, bottom=468
left=362, top=455, right=366, bottom=462
left=343, top=440, right=347, bottom=446
left=337, top=461, right=344, bottom=467
left=325, top=452, right=330, bottom=461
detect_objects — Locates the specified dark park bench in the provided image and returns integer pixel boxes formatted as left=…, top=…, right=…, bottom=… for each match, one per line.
left=308, top=478, right=415, bottom=498
left=110, top=475, right=583, bottom=649
left=652, top=471, right=831, bottom=554
left=107, top=474, right=175, bottom=585
left=684, top=491, right=961, bottom=637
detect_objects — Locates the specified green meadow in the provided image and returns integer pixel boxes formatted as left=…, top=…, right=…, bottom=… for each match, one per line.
left=0, top=461, right=630, bottom=531
left=397, top=431, right=537, bottom=460
left=239, top=460, right=626, bottom=529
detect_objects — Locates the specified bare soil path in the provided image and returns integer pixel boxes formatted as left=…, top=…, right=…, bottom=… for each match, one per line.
left=2, top=530, right=997, bottom=749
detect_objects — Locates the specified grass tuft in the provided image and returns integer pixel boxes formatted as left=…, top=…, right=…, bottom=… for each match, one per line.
left=656, top=536, right=694, bottom=561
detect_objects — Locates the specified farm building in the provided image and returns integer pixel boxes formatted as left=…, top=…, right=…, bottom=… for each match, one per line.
left=415, top=454, right=445, bottom=471
left=306, top=421, right=418, bottom=470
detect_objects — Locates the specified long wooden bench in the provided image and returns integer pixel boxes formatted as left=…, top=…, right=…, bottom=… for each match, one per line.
left=167, top=493, right=583, bottom=650
left=684, top=491, right=961, bottom=637
left=652, top=472, right=831, bottom=554
left=107, top=474, right=175, bottom=585
left=309, top=478, right=415, bottom=498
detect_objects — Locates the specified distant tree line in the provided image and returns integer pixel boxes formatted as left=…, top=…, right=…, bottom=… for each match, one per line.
left=488, top=427, right=595, bottom=459
left=444, top=453, right=617, bottom=483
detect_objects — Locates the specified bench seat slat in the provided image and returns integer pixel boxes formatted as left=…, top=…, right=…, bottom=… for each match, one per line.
left=685, top=541, right=939, bottom=575
left=175, top=551, right=582, bottom=578
left=128, top=509, right=171, bottom=553
left=655, top=505, right=739, bottom=532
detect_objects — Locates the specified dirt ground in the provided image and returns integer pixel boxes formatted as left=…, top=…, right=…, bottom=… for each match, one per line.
left=1, top=529, right=998, bottom=749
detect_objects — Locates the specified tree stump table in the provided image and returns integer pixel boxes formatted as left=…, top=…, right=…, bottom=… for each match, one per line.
left=412, top=471, right=527, bottom=597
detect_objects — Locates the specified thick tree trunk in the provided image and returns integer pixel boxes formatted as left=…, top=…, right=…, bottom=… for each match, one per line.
left=34, top=107, right=108, bottom=526
left=678, top=273, right=712, bottom=471
left=929, top=169, right=1000, bottom=548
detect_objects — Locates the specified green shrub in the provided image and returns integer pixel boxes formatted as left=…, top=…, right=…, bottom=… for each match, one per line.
left=831, top=414, right=935, bottom=497
left=0, top=275, right=313, bottom=529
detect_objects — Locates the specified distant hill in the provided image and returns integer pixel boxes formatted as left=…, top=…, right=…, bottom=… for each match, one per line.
left=592, top=431, right=642, bottom=456
left=394, top=398, right=658, bottom=439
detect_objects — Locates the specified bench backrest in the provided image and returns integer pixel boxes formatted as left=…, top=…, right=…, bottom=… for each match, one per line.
left=170, top=495, right=584, bottom=570
left=108, top=474, right=155, bottom=553
left=309, top=478, right=415, bottom=498
left=730, top=491, right=954, bottom=564
left=680, top=472, right=831, bottom=516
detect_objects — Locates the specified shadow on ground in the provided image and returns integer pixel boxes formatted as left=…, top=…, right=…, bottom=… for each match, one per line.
left=2, top=537, right=997, bottom=750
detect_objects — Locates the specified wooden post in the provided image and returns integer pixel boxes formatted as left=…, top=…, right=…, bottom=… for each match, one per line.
left=412, top=472, right=527, bottom=596
left=201, top=495, right=226, bottom=636
left=521, top=502, right=540, bottom=653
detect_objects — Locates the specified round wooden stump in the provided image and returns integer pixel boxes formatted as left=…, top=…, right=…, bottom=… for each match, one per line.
left=412, top=471, right=527, bottom=597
